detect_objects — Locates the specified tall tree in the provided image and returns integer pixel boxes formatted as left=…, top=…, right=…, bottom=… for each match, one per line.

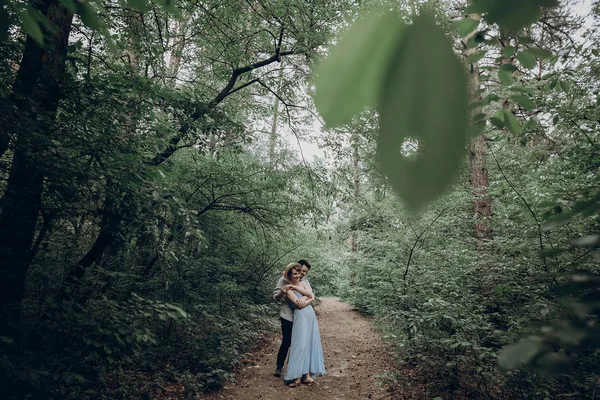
left=269, top=63, right=284, bottom=161
left=69, top=0, right=353, bottom=286
left=464, top=9, right=493, bottom=247
left=0, top=0, right=74, bottom=330
left=350, top=130, right=360, bottom=253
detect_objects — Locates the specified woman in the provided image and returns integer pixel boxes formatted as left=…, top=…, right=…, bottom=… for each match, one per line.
left=281, top=263, right=326, bottom=387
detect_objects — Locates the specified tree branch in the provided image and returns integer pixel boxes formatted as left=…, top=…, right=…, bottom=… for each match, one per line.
left=403, top=208, right=447, bottom=281
left=147, top=46, right=298, bottom=166
left=486, top=141, right=558, bottom=283
left=568, top=117, right=599, bottom=150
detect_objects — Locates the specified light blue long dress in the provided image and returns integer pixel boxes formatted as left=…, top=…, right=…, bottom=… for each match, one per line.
left=283, top=291, right=326, bottom=381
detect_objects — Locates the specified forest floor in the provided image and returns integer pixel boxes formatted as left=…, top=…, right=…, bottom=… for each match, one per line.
left=201, top=297, right=413, bottom=400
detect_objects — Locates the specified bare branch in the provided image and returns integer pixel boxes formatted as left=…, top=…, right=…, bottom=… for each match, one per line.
left=148, top=48, right=301, bottom=166
left=403, top=208, right=447, bottom=281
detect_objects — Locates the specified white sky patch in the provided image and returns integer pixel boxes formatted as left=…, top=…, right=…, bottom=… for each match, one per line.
left=281, top=122, right=325, bottom=162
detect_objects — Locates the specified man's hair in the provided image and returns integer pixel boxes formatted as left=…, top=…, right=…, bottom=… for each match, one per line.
left=297, top=259, right=311, bottom=269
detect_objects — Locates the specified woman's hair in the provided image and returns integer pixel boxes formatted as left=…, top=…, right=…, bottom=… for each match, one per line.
left=283, top=263, right=302, bottom=279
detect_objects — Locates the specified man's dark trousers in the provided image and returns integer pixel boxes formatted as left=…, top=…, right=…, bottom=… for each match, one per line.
left=276, top=317, right=293, bottom=368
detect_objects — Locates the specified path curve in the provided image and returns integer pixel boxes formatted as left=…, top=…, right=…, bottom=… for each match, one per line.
left=203, top=297, right=398, bottom=400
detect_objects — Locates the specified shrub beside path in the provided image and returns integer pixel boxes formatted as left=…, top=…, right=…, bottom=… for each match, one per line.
left=203, top=297, right=401, bottom=400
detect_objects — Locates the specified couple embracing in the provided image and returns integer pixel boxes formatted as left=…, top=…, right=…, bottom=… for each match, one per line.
left=272, top=260, right=326, bottom=387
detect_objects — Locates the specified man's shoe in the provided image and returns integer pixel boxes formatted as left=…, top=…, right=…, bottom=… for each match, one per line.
left=273, top=367, right=282, bottom=377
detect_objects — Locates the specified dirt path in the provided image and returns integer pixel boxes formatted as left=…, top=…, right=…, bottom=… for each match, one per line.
left=203, top=297, right=399, bottom=400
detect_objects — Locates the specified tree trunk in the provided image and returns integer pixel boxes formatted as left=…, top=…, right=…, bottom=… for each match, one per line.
left=76, top=188, right=120, bottom=272
left=464, top=11, right=493, bottom=247
left=470, top=135, right=492, bottom=245
left=69, top=10, right=144, bottom=281
left=348, top=132, right=360, bottom=286
left=167, top=18, right=187, bottom=86
left=0, top=0, right=74, bottom=330
left=75, top=47, right=291, bottom=278
left=350, top=132, right=359, bottom=253
left=0, top=130, right=9, bottom=159
left=269, top=63, right=284, bottom=161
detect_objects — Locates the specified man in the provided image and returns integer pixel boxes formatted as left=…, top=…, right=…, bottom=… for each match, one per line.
left=272, top=259, right=312, bottom=377
left=298, top=259, right=312, bottom=292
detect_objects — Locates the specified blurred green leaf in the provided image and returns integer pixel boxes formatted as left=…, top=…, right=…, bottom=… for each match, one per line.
left=490, top=109, right=505, bottom=129
left=500, top=63, right=518, bottom=72
left=490, top=117, right=504, bottom=129
left=77, top=1, right=103, bottom=31
left=467, top=0, right=558, bottom=31
left=472, top=113, right=487, bottom=122
left=510, top=94, right=536, bottom=110
left=542, top=210, right=573, bottom=231
left=482, top=93, right=500, bottom=105
left=469, top=120, right=486, bottom=137
left=314, top=8, right=404, bottom=128
left=525, top=47, right=552, bottom=59
left=453, top=18, right=479, bottom=37
left=517, top=35, right=536, bottom=45
left=502, top=109, right=521, bottom=134
left=536, top=353, right=570, bottom=377
left=498, top=68, right=513, bottom=85
left=503, top=45, right=516, bottom=57
left=521, top=118, right=538, bottom=132
left=127, top=0, right=149, bottom=12
left=377, top=12, right=468, bottom=210
left=59, top=0, right=77, bottom=13
left=498, top=336, right=544, bottom=370
left=517, top=51, right=537, bottom=69
left=558, top=80, right=571, bottom=93
left=18, top=8, right=44, bottom=45
left=537, top=248, right=567, bottom=258
left=468, top=50, right=487, bottom=64
left=155, top=0, right=176, bottom=13
left=571, top=235, right=600, bottom=247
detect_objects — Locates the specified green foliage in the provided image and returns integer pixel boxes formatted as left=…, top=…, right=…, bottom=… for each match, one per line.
left=1, top=0, right=599, bottom=399
left=341, top=135, right=600, bottom=396
left=0, top=0, right=180, bottom=45
left=378, top=12, right=468, bottom=210
left=466, top=0, right=559, bottom=31
left=516, top=50, right=538, bottom=69
left=15, top=5, right=45, bottom=45
left=453, top=17, right=480, bottom=38
left=322, top=1, right=600, bottom=397
left=510, top=94, right=536, bottom=110
left=0, top=0, right=354, bottom=397
left=315, top=9, right=468, bottom=210
left=312, top=0, right=564, bottom=212
left=313, top=8, right=403, bottom=128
